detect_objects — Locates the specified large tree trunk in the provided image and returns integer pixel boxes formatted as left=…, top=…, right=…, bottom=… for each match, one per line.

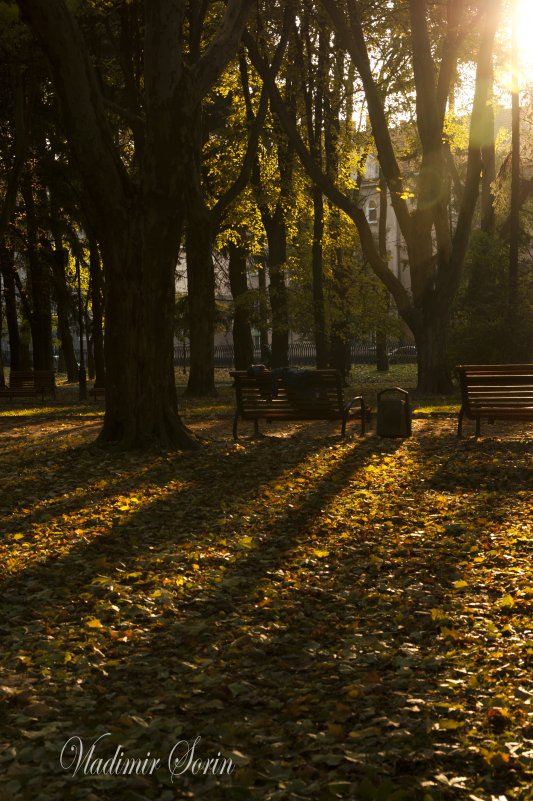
left=228, top=241, right=254, bottom=370
left=414, top=312, right=452, bottom=395
left=97, top=211, right=198, bottom=449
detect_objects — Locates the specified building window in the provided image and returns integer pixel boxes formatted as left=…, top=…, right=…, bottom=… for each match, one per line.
left=366, top=200, right=378, bottom=224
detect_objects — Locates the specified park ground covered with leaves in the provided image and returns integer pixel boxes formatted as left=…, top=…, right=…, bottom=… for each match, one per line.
left=0, top=390, right=532, bottom=801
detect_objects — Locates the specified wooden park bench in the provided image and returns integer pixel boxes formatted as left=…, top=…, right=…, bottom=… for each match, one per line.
left=456, top=364, right=533, bottom=436
left=0, top=369, right=56, bottom=403
left=90, top=384, right=105, bottom=400
left=230, top=368, right=367, bottom=439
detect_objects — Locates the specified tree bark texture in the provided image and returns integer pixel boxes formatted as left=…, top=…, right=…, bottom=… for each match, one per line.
left=21, top=180, right=54, bottom=371
left=263, top=209, right=289, bottom=369
left=376, top=173, right=390, bottom=373
left=0, top=272, right=5, bottom=388
left=185, top=207, right=217, bottom=397
left=50, top=246, right=79, bottom=382
left=312, top=186, right=328, bottom=368
left=228, top=241, right=254, bottom=370
left=0, top=247, right=21, bottom=370
left=88, top=236, right=106, bottom=388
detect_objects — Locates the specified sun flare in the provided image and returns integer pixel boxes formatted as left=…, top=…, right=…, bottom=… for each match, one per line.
left=516, top=0, right=533, bottom=82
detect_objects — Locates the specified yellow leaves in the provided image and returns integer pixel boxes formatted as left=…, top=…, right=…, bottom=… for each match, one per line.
left=312, top=548, right=330, bottom=559
left=487, top=706, right=511, bottom=722
left=85, top=618, right=103, bottom=629
left=326, top=722, right=344, bottom=738
left=452, top=580, right=468, bottom=589
left=440, top=627, right=463, bottom=641
left=482, top=749, right=511, bottom=769
left=433, top=719, right=465, bottom=730
left=498, top=594, right=515, bottom=609
left=344, top=684, right=362, bottom=699
left=348, top=726, right=381, bottom=739
left=238, top=535, right=254, bottom=549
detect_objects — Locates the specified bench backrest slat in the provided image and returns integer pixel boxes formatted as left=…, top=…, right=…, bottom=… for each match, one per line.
left=230, top=369, right=344, bottom=416
left=9, top=370, right=56, bottom=393
left=457, top=364, right=533, bottom=414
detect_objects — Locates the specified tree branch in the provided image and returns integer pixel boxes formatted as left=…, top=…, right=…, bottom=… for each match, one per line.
left=194, top=0, right=257, bottom=100
left=320, top=0, right=413, bottom=240
left=244, top=30, right=415, bottom=324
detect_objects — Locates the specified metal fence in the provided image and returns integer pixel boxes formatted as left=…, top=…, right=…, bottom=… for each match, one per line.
left=174, top=342, right=403, bottom=368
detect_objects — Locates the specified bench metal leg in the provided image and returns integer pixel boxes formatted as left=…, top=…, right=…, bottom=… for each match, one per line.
left=342, top=396, right=366, bottom=437
left=475, top=417, right=481, bottom=437
left=360, top=399, right=366, bottom=436
left=254, top=418, right=259, bottom=436
left=233, top=411, right=239, bottom=440
left=457, top=407, right=464, bottom=437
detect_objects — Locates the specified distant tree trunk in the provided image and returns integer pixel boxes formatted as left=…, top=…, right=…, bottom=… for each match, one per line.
left=48, top=192, right=79, bottom=380
left=228, top=241, right=254, bottom=369
left=376, top=172, right=389, bottom=372
left=508, top=0, right=520, bottom=347
left=480, top=62, right=496, bottom=235
left=50, top=246, right=79, bottom=381
left=185, top=203, right=216, bottom=396
left=87, top=235, right=105, bottom=388
left=328, top=239, right=352, bottom=383
left=312, top=185, right=328, bottom=368
left=257, top=262, right=270, bottom=363
left=21, top=180, right=54, bottom=370
left=263, top=208, right=289, bottom=368
left=305, top=17, right=329, bottom=370
left=0, top=246, right=21, bottom=370
left=85, top=309, right=95, bottom=381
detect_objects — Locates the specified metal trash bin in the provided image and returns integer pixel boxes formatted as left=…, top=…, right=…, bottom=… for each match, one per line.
left=376, top=387, right=412, bottom=438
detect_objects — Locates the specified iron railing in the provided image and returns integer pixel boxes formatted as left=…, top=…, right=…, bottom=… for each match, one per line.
left=174, top=342, right=404, bottom=368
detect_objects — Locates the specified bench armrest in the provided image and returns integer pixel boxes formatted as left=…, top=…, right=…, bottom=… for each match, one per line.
left=343, top=395, right=367, bottom=436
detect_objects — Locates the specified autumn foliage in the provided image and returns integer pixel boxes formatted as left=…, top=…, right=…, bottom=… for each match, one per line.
left=0, top=399, right=532, bottom=800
